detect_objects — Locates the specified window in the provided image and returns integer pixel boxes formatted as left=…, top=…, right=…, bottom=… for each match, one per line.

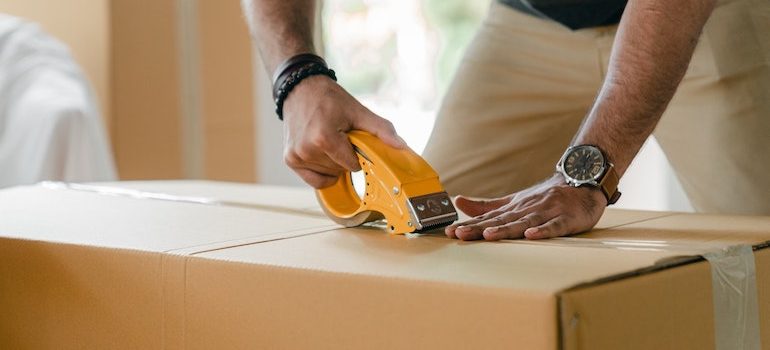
left=322, top=0, right=489, bottom=153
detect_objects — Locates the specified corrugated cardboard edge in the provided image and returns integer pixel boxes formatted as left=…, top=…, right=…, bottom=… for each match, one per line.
left=556, top=240, right=770, bottom=350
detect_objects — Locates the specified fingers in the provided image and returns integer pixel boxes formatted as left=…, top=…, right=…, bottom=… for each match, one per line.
left=445, top=176, right=605, bottom=242
left=446, top=208, right=523, bottom=241
left=444, top=209, right=504, bottom=240
left=322, top=130, right=361, bottom=172
left=524, top=217, right=569, bottom=240
left=449, top=210, right=546, bottom=241
left=294, top=168, right=340, bottom=189
left=454, top=195, right=510, bottom=217
left=285, top=147, right=348, bottom=189
left=353, top=112, right=407, bottom=149
left=482, top=213, right=548, bottom=241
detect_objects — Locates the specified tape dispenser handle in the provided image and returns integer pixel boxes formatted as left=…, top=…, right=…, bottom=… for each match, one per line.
left=315, top=132, right=384, bottom=227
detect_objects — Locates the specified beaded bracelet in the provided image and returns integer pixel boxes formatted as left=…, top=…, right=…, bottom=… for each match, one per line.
left=272, top=54, right=337, bottom=120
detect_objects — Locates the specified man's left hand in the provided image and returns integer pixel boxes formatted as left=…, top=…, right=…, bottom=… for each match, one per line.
left=445, top=174, right=607, bottom=241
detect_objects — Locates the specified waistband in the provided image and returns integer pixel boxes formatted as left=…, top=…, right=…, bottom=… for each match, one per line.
left=497, top=0, right=626, bottom=30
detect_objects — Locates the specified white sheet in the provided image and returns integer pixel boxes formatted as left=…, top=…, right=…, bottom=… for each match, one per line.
left=0, top=14, right=116, bottom=188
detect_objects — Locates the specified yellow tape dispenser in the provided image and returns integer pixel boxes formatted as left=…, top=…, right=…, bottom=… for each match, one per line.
left=316, top=130, right=458, bottom=234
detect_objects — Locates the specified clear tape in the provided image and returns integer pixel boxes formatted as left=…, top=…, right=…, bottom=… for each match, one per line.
left=703, top=244, right=762, bottom=350
left=40, top=181, right=327, bottom=218
left=528, top=236, right=704, bottom=252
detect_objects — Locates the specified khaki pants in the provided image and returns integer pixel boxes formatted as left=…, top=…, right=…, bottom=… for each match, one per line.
left=423, top=0, right=770, bottom=215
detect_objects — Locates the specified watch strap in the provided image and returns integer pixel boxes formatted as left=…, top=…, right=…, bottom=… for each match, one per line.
left=598, top=163, right=621, bottom=205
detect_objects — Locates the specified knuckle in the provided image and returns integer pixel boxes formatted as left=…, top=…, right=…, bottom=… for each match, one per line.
left=283, top=151, right=300, bottom=167
left=310, top=133, right=330, bottom=148
left=529, top=213, right=545, bottom=225
left=295, top=147, right=313, bottom=162
left=381, top=118, right=395, bottom=130
left=490, top=216, right=505, bottom=226
left=483, top=210, right=503, bottom=220
left=546, top=186, right=564, bottom=198
left=499, top=211, right=520, bottom=222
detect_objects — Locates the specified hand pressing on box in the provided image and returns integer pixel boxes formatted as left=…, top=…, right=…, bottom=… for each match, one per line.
left=445, top=173, right=606, bottom=240
left=282, top=75, right=406, bottom=189
left=439, top=0, right=718, bottom=240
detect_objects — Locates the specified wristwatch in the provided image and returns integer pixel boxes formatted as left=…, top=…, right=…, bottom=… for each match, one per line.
left=556, top=144, right=622, bottom=205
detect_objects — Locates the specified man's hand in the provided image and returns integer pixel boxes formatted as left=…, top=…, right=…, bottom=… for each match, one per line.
left=444, top=0, right=715, bottom=240
left=241, top=0, right=406, bottom=189
left=445, top=174, right=606, bottom=241
left=282, top=75, right=406, bottom=188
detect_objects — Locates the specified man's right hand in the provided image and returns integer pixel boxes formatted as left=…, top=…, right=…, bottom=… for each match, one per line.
left=281, top=75, right=407, bottom=189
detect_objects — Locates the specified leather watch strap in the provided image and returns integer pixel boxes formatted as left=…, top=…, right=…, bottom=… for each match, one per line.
left=598, top=163, right=622, bottom=205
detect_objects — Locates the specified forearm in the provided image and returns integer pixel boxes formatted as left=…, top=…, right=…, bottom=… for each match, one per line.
left=241, top=0, right=317, bottom=75
left=573, top=0, right=715, bottom=176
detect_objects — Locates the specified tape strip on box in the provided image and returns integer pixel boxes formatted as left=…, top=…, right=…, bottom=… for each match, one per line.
left=41, top=181, right=326, bottom=219
left=703, top=244, right=762, bottom=350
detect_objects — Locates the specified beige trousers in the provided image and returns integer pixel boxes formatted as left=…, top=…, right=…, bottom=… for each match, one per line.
left=423, top=0, right=770, bottom=215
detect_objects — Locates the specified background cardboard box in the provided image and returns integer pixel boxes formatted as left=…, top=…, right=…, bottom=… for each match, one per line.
left=0, top=181, right=768, bottom=349
left=0, top=0, right=257, bottom=181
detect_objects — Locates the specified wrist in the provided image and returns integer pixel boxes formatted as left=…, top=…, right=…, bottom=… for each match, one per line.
left=272, top=53, right=337, bottom=120
left=282, top=74, right=337, bottom=119
left=555, top=144, right=621, bottom=206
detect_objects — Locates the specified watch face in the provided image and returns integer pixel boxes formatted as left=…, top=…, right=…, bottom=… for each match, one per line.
left=563, top=145, right=605, bottom=182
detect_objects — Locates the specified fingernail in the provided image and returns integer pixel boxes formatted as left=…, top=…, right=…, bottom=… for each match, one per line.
left=483, top=230, right=499, bottom=241
left=457, top=226, right=470, bottom=232
left=524, top=228, right=538, bottom=238
left=484, top=227, right=498, bottom=233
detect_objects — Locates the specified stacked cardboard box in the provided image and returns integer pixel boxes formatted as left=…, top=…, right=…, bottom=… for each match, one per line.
left=1, top=181, right=768, bottom=349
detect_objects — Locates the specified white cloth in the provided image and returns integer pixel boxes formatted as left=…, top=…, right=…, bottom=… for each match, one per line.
left=0, top=14, right=116, bottom=188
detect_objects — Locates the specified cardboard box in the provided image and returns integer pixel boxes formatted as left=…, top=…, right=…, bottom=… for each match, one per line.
left=1, top=180, right=768, bottom=349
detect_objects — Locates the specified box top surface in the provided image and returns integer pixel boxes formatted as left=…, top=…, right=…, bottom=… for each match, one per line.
left=0, top=183, right=333, bottom=252
left=195, top=206, right=770, bottom=294
left=2, top=181, right=770, bottom=294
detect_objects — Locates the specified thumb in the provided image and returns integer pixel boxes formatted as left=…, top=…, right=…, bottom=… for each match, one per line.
left=454, top=195, right=509, bottom=217
left=353, top=112, right=407, bottom=149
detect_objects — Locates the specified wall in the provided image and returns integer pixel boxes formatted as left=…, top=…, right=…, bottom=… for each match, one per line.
left=110, top=0, right=184, bottom=179
left=111, top=0, right=256, bottom=181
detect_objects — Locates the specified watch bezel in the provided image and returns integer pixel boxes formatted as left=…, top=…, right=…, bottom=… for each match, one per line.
left=556, top=145, right=607, bottom=187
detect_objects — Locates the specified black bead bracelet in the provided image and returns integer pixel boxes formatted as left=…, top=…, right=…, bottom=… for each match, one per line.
left=272, top=54, right=337, bottom=120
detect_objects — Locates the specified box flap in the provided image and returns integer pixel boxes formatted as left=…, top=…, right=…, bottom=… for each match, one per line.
left=195, top=227, right=688, bottom=294
left=581, top=212, right=770, bottom=245
left=0, top=185, right=334, bottom=252
left=192, top=202, right=770, bottom=296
